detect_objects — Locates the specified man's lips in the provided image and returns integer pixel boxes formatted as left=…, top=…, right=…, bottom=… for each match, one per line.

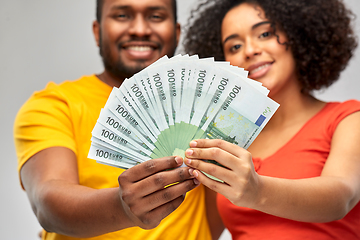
left=126, top=45, right=153, bottom=51
left=120, top=41, right=160, bottom=59
left=121, top=41, right=159, bottom=51
left=247, top=62, right=273, bottom=79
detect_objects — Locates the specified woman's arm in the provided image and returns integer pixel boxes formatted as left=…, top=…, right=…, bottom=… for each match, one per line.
left=185, top=112, right=360, bottom=222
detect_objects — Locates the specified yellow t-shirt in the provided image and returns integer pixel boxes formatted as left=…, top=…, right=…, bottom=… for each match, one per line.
left=14, top=75, right=210, bottom=240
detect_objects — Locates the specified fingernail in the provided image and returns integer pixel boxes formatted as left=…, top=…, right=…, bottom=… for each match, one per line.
left=185, top=158, right=191, bottom=165
left=193, top=170, right=199, bottom=178
left=193, top=178, right=200, bottom=185
left=189, top=140, right=197, bottom=147
left=174, top=156, right=182, bottom=165
left=185, top=149, right=193, bottom=156
left=189, top=168, right=194, bottom=176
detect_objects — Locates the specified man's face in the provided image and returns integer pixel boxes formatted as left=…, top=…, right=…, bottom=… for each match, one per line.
left=94, top=0, right=180, bottom=80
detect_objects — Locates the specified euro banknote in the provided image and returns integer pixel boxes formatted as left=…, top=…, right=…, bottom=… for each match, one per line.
left=88, top=54, right=279, bottom=174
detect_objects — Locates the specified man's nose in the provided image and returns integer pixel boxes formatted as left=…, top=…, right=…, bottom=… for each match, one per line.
left=128, top=15, right=152, bottom=37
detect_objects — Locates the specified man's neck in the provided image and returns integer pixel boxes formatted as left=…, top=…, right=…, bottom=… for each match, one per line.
left=97, top=71, right=125, bottom=88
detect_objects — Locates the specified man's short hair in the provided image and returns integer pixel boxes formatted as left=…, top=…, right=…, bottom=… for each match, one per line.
left=96, top=0, right=178, bottom=23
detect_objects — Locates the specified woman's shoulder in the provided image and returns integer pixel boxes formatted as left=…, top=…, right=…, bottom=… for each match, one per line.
left=324, top=100, right=360, bottom=114
left=317, top=100, right=360, bottom=134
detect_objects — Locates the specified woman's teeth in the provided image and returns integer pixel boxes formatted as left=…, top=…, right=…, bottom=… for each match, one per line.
left=250, top=63, right=271, bottom=74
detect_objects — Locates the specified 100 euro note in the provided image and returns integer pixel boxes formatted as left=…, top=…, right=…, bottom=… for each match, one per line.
left=186, top=64, right=279, bottom=181
left=172, top=57, right=217, bottom=157
left=193, top=62, right=279, bottom=146
left=88, top=54, right=279, bottom=174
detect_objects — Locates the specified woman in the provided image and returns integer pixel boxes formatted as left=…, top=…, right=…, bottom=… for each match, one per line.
left=183, top=0, right=360, bottom=239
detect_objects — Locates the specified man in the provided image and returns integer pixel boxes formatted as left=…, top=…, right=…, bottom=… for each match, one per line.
left=14, top=0, right=212, bottom=239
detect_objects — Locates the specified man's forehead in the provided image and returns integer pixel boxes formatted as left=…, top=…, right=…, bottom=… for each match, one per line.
left=104, top=0, right=173, bottom=10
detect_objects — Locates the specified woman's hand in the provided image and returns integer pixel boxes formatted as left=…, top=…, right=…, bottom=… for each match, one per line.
left=184, top=110, right=360, bottom=223
left=184, top=139, right=260, bottom=208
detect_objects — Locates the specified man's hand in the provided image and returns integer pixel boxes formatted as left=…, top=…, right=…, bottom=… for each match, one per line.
left=118, top=156, right=199, bottom=229
left=21, top=148, right=198, bottom=236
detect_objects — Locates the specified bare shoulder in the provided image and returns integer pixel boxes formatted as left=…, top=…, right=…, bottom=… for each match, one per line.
left=332, top=110, right=360, bottom=143
left=322, top=110, right=360, bottom=178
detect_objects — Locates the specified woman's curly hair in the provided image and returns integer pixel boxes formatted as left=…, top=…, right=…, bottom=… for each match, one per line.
left=183, top=0, right=358, bottom=93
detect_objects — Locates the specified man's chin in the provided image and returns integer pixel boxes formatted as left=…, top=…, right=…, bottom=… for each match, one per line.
left=126, top=63, right=148, bottom=74
left=126, top=58, right=157, bottom=68
left=107, top=64, right=146, bottom=79
left=102, top=55, right=161, bottom=79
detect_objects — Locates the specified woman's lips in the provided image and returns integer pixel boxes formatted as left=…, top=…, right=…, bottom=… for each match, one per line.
left=247, top=62, right=272, bottom=79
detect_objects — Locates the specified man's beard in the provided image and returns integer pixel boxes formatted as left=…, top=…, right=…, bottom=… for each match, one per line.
left=99, top=37, right=147, bottom=80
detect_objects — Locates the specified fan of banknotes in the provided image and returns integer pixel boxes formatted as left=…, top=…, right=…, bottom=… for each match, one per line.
left=88, top=54, right=279, bottom=170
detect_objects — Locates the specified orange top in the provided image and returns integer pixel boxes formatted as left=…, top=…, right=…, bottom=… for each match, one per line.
left=217, top=100, right=360, bottom=240
left=14, top=75, right=210, bottom=240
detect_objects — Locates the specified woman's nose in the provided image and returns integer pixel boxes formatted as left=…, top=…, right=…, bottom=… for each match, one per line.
left=244, top=39, right=261, bottom=59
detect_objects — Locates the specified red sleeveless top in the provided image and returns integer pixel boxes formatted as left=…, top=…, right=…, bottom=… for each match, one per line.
left=217, top=100, right=360, bottom=240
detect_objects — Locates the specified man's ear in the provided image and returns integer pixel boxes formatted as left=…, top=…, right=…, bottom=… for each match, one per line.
left=175, top=23, right=181, bottom=46
left=92, top=20, right=100, bottom=47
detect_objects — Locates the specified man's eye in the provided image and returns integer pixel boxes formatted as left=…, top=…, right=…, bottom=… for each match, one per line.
left=149, top=14, right=164, bottom=21
left=116, top=14, right=129, bottom=19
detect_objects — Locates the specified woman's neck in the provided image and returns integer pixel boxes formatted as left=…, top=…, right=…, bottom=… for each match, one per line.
left=266, top=81, right=326, bottom=129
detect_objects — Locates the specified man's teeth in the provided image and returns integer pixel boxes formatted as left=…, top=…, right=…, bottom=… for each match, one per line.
left=251, top=63, right=271, bottom=74
left=127, top=46, right=152, bottom=51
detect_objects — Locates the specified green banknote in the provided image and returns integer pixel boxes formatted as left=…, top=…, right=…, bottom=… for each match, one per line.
left=88, top=54, right=280, bottom=182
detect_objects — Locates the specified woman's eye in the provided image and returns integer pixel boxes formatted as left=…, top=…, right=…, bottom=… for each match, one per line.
left=260, top=32, right=271, bottom=38
left=230, top=44, right=242, bottom=52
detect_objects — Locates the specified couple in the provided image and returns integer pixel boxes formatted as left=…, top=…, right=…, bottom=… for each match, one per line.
left=14, top=0, right=360, bottom=239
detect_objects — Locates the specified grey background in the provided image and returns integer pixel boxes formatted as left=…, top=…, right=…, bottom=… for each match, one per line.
left=0, top=1, right=359, bottom=239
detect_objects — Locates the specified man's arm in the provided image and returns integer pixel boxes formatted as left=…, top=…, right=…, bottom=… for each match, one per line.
left=21, top=146, right=198, bottom=237
left=204, top=187, right=224, bottom=240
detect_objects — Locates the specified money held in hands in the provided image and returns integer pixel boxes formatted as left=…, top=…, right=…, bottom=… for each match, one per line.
left=88, top=54, right=280, bottom=178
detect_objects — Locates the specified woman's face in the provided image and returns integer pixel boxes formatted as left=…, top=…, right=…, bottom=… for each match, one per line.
left=221, top=3, right=297, bottom=98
